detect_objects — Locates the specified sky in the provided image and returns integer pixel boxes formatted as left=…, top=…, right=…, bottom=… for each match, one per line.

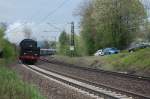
left=1, top=0, right=150, bottom=44
left=0, top=0, right=84, bottom=43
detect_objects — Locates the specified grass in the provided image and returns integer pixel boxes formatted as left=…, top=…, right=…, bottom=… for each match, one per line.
left=0, top=59, right=45, bottom=99
left=101, top=48, right=150, bottom=72
left=53, top=48, right=150, bottom=74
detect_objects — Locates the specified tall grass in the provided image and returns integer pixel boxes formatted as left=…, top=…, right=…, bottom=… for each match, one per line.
left=0, top=62, right=45, bottom=99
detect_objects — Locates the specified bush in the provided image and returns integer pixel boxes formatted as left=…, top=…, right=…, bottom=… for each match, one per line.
left=2, top=40, right=16, bottom=60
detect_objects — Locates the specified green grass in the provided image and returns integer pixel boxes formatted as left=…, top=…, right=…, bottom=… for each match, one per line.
left=0, top=60, right=45, bottom=99
left=102, top=48, right=150, bottom=72
left=53, top=48, right=150, bottom=74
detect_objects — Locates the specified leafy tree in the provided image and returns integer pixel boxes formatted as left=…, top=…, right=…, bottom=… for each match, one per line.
left=80, top=1, right=97, bottom=55
left=49, top=41, right=56, bottom=49
left=0, top=22, right=7, bottom=31
left=74, top=35, right=87, bottom=56
left=0, top=29, right=5, bottom=48
left=144, top=22, right=150, bottom=42
left=58, top=31, right=70, bottom=55
left=0, top=28, right=16, bottom=60
left=79, top=0, right=147, bottom=55
left=2, top=40, right=16, bottom=59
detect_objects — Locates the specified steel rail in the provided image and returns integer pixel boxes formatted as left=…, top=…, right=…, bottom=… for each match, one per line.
left=26, top=65, right=130, bottom=99
left=40, top=58, right=150, bottom=82
left=26, top=64, right=150, bottom=99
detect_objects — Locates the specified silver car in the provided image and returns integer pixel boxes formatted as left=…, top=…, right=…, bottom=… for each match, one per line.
left=94, top=49, right=104, bottom=56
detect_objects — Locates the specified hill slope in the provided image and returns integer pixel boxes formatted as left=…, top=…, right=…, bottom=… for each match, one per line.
left=52, top=48, right=150, bottom=76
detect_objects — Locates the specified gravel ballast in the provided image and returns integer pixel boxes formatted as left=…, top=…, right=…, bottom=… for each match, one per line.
left=36, top=60, right=150, bottom=98
left=12, top=63, right=101, bottom=99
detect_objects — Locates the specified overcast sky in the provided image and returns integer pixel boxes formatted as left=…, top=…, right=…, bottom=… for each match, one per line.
left=0, top=0, right=82, bottom=22
left=0, top=0, right=83, bottom=43
left=1, top=0, right=150, bottom=44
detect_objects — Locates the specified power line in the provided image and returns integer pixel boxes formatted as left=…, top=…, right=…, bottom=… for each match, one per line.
left=47, top=22, right=63, bottom=31
left=7, top=0, right=71, bottom=33
left=39, top=0, right=71, bottom=24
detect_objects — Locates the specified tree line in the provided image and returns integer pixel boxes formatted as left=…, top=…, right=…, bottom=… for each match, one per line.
left=59, top=0, right=150, bottom=56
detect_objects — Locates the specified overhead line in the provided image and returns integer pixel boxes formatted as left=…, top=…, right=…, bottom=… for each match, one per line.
left=7, top=0, right=71, bottom=33
left=39, top=0, right=71, bottom=24
left=47, top=22, right=63, bottom=32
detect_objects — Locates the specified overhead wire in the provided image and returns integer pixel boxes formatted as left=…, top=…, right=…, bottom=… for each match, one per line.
left=47, top=22, right=63, bottom=32
left=38, top=0, right=71, bottom=24
left=7, top=0, right=71, bottom=33
left=39, top=0, right=72, bottom=33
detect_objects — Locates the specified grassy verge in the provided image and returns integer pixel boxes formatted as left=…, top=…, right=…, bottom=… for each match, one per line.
left=53, top=48, right=150, bottom=75
left=101, top=48, right=150, bottom=72
left=0, top=59, right=45, bottom=99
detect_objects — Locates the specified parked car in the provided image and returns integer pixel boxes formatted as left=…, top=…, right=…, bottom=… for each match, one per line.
left=103, top=48, right=120, bottom=55
left=128, top=43, right=150, bottom=52
left=94, top=48, right=120, bottom=56
left=94, top=49, right=104, bottom=56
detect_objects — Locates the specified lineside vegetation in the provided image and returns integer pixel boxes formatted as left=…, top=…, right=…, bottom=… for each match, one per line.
left=0, top=27, right=45, bottom=99
left=58, top=0, right=150, bottom=56
left=0, top=62, right=44, bottom=99
left=53, top=48, right=150, bottom=75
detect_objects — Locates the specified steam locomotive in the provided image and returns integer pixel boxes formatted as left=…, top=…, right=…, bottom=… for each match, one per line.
left=19, top=39, right=40, bottom=64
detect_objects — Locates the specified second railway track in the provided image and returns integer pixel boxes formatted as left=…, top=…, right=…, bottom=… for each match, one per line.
left=40, top=58, right=150, bottom=81
left=38, top=58, right=150, bottom=98
left=24, top=64, right=149, bottom=99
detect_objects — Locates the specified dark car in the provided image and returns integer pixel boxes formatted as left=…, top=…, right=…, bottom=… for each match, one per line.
left=103, top=48, right=120, bottom=55
left=128, top=43, right=150, bottom=52
left=0, top=48, right=3, bottom=58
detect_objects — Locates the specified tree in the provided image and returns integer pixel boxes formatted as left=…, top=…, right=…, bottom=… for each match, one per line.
left=43, top=40, right=50, bottom=49
left=0, top=28, right=16, bottom=59
left=0, top=22, right=7, bottom=31
left=79, top=0, right=147, bottom=55
left=49, top=41, right=56, bottom=49
left=74, top=35, right=87, bottom=56
left=80, top=1, right=97, bottom=55
left=144, top=22, right=150, bottom=42
left=58, top=31, right=70, bottom=55
left=0, top=29, right=5, bottom=48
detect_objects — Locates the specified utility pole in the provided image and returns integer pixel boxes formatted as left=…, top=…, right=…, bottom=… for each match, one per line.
left=70, top=21, right=75, bottom=57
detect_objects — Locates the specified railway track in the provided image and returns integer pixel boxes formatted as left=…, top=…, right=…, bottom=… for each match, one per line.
left=40, top=58, right=150, bottom=82
left=23, top=64, right=149, bottom=99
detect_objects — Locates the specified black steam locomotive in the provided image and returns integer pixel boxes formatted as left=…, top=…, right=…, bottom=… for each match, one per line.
left=19, top=39, right=40, bottom=64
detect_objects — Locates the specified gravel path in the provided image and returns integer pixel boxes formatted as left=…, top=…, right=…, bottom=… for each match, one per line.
left=36, top=60, right=150, bottom=98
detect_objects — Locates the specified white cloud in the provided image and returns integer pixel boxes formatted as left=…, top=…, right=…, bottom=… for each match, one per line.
left=4, top=21, right=60, bottom=45
left=4, top=21, right=34, bottom=44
